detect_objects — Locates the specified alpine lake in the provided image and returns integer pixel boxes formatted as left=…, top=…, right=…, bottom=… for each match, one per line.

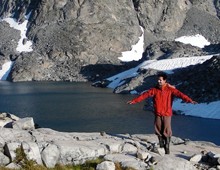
left=0, top=81, right=219, bottom=145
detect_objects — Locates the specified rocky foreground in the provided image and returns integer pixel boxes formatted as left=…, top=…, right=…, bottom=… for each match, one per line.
left=0, top=113, right=220, bottom=170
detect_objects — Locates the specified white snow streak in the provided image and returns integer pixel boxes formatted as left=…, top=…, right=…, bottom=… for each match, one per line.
left=2, top=17, right=33, bottom=53
left=0, top=61, right=13, bottom=80
left=0, top=13, right=33, bottom=80
left=175, top=34, right=210, bottom=48
left=119, top=27, right=144, bottom=62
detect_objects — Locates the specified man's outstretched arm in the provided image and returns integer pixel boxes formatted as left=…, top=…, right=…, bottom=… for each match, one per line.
left=172, top=88, right=197, bottom=104
left=127, top=88, right=155, bottom=104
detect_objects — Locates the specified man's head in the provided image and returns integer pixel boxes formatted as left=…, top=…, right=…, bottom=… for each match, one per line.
left=157, top=73, right=167, bottom=87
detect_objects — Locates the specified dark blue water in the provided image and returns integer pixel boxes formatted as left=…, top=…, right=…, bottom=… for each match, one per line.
left=0, top=81, right=219, bottom=145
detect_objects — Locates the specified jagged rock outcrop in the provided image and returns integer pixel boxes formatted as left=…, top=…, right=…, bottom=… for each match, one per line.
left=133, top=0, right=192, bottom=45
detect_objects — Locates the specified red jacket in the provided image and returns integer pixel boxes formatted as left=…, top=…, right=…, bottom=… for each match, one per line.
left=131, top=84, right=193, bottom=116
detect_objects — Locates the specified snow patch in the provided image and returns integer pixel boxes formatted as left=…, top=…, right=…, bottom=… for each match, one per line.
left=140, top=55, right=213, bottom=74
left=0, top=61, right=13, bottom=80
left=119, top=27, right=144, bottom=62
left=175, top=34, right=210, bottom=48
left=107, top=66, right=139, bottom=88
left=2, top=17, right=33, bottom=53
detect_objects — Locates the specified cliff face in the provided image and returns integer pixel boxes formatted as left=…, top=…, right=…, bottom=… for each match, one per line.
left=0, top=0, right=220, bottom=82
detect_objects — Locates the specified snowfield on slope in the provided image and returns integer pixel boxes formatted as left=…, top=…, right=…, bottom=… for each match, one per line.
left=0, top=14, right=33, bottom=80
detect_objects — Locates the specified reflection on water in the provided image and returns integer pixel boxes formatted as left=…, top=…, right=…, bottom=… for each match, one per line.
left=0, top=81, right=219, bottom=145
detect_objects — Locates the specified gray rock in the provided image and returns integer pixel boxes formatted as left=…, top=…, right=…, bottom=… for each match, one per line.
left=41, top=144, right=60, bottom=168
left=32, top=128, right=106, bottom=142
left=157, top=148, right=166, bottom=157
left=137, top=150, right=151, bottom=161
left=0, top=112, right=19, bottom=128
left=21, top=141, right=42, bottom=165
left=153, top=156, right=197, bottom=170
left=104, top=154, right=148, bottom=170
left=121, top=143, right=137, bottom=154
left=189, top=154, right=202, bottom=163
left=0, top=152, right=10, bottom=166
left=171, top=136, right=185, bottom=145
left=54, top=140, right=107, bottom=165
left=96, top=138, right=123, bottom=153
left=31, top=128, right=75, bottom=142
left=96, top=161, right=115, bottom=170
left=0, top=128, right=33, bottom=143
left=4, top=142, right=21, bottom=161
left=0, top=113, right=19, bottom=121
left=12, top=117, right=35, bottom=130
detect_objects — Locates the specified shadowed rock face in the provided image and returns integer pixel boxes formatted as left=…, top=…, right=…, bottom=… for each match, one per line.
left=0, top=0, right=220, bottom=82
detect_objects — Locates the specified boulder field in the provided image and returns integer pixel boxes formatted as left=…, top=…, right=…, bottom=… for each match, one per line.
left=0, top=112, right=219, bottom=170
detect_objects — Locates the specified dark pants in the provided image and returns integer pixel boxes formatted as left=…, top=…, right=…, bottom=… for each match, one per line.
left=154, top=115, right=172, bottom=137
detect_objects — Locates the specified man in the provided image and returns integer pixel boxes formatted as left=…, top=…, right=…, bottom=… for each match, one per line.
left=127, top=73, right=197, bottom=154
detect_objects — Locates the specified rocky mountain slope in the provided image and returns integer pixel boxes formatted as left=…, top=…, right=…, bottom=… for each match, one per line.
left=0, top=0, right=220, bottom=102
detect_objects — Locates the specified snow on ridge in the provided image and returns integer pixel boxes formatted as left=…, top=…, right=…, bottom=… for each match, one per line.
left=2, top=17, right=33, bottom=53
left=119, top=26, right=144, bottom=62
left=175, top=34, right=210, bottom=48
left=107, top=55, right=213, bottom=88
left=119, top=33, right=210, bottom=63
left=0, top=61, right=13, bottom=80
left=140, top=55, right=213, bottom=74
left=107, top=66, right=139, bottom=89
left=0, top=14, right=33, bottom=80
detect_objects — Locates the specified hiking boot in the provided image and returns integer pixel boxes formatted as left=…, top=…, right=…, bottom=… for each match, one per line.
left=158, top=135, right=165, bottom=148
left=164, top=137, right=171, bottom=154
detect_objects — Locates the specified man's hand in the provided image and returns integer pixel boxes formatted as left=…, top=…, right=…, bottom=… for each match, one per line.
left=127, top=101, right=135, bottom=104
left=191, top=101, right=198, bottom=104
